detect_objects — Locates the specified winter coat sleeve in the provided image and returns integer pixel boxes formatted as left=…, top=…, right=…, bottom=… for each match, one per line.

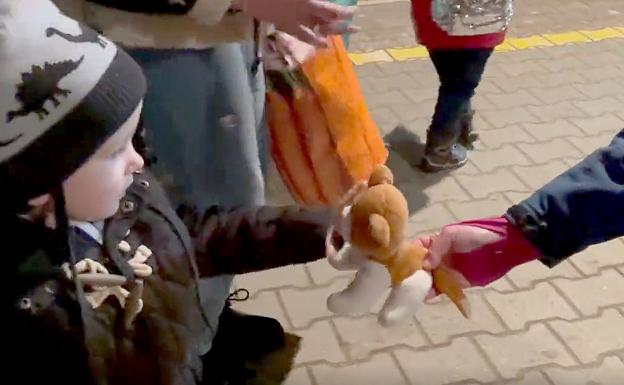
left=187, top=205, right=337, bottom=276
left=505, top=129, right=624, bottom=267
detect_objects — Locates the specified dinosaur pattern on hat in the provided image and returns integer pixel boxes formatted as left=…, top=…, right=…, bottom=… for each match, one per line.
left=5, top=56, right=85, bottom=126
left=46, top=24, right=108, bottom=48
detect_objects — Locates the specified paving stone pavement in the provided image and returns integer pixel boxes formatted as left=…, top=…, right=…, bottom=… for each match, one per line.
left=234, top=1, right=624, bottom=383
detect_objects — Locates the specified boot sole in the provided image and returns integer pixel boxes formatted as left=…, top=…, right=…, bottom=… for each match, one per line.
left=420, top=155, right=468, bottom=173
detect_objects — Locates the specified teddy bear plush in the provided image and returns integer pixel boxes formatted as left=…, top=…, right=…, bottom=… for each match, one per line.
left=326, top=164, right=469, bottom=326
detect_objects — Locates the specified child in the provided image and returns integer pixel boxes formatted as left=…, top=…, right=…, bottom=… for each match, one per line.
left=2, top=2, right=339, bottom=384
left=411, top=0, right=510, bottom=172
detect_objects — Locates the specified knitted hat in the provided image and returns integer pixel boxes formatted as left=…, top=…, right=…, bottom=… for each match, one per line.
left=0, top=0, right=146, bottom=211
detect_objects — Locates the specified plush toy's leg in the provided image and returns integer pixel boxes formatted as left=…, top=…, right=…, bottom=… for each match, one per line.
left=327, top=244, right=366, bottom=271
left=378, top=270, right=432, bottom=327
left=327, top=259, right=390, bottom=315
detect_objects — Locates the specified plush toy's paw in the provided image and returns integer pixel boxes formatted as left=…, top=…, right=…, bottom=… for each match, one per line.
left=378, top=270, right=433, bottom=327
left=327, top=259, right=390, bottom=315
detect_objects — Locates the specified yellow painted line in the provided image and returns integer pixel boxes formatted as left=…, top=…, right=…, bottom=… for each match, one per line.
left=494, top=41, right=516, bottom=52
left=507, top=35, right=553, bottom=49
left=349, top=26, right=624, bottom=65
left=543, top=31, right=591, bottom=45
left=579, top=27, right=624, bottom=41
left=387, top=46, right=429, bottom=61
left=348, top=49, right=393, bottom=65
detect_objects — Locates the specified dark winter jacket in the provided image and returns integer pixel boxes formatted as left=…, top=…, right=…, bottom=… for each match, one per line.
left=6, top=170, right=333, bottom=385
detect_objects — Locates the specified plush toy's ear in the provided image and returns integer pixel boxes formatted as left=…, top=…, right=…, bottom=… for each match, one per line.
left=368, top=164, right=394, bottom=186
left=368, top=213, right=391, bottom=248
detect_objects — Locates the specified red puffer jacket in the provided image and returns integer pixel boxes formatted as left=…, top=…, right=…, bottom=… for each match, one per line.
left=411, top=0, right=506, bottom=50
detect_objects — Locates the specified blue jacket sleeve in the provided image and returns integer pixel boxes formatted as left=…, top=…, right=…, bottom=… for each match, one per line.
left=505, top=129, right=624, bottom=267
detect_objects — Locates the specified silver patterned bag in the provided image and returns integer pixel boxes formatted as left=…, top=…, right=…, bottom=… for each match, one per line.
left=431, top=0, right=513, bottom=36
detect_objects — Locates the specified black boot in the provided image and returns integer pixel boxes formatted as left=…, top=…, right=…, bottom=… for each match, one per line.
left=458, top=108, right=479, bottom=151
left=201, top=290, right=288, bottom=385
left=421, top=123, right=469, bottom=173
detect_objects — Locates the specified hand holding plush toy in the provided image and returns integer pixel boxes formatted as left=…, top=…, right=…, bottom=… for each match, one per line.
left=327, top=164, right=470, bottom=326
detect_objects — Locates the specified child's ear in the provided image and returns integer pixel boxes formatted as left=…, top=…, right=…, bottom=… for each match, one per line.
left=26, top=194, right=56, bottom=228
left=28, top=194, right=51, bottom=208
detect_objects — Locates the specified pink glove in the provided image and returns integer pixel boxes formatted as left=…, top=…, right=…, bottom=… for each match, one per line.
left=424, top=217, right=541, bottom=287
left=238, top=0, right=359, bottom=46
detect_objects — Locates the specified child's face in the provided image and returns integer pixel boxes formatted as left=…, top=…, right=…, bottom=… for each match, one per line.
left=62, top=103, right=145, bottom=221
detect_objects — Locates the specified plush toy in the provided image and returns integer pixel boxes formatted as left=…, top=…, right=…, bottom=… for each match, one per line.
left=327, top=164, right=469, bottom=326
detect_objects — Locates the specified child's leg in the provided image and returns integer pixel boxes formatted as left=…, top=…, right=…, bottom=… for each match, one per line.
left=423, top=48, right=494, bottom=172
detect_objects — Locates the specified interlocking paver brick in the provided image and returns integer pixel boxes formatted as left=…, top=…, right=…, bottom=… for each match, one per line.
left=391, top=99, right=436, bottom=121
left=535, top=56, right=585, bottom=72
left=305, top=259, right=352, bottom=286
left=545, top=356, right=624, bottom=385
left=363, top=89, right=410, bottom=108
left=549, top=309, right=624, bottom=364
left=333, top=315, right=428, bottom=359
left=491, top=73, right=542, bottom=93
left=477, top=125, right=535, bottom=148
left=567, top=131, right=618, bottom=155
left=294, top=320, right=346, bottom=365
left=280, top=278, right=351, bottom=329
left=533, top=69, right=585, bottom=88
left=408, top=203, right=456, bottom=232
left=517, top=138, right=582, bottom=163
left=484, top=282, right=578, bottom=330
left=529, top=84, right=586, bottom=104
left=283, top=367, right=313, bottom=385
left=486, top=90, right=541, bottom=109
left=568, top=239, right=624, bottom=275
left=504, top=191, right=534, bottom=205
left=446, top=193, right=511, bottom=221
left=456, top=168, right=530, bottom=199
left=527, top=101, right=588, bottom=121
left=521, top=119, right=584, bottom=141
left=500, top=60, right=549, bottom=77
left=310, top=353, right=408, bottom=385
left=575, top=79, right=624, bottom=98
left=234, top=265, right=311, bottom=293
left=415, top=294, right=505, bottom=344
left=553, top=269, right=624, bottom=316
left=475, top=323, right=577, bottom=379
left=395, top=338, right=498, bottom=385
left=575, top=96, right=624, bottom=116
left=500, top=372, right=551, bottom=385
left=403, top=87, right=437, bottom=104
left=569, top=113, right=624, bottom=135
left=582, top=66, right=624, bottom=82
left=371, top=73, right=418, bottom=93
left=470, top=145, right=533, bottom=173
left=414, top=174, right=472, bottom=203
left=512, top=160, right=570, bottom=189
left=481, top=106, right=540, bottom=128
left=506, top=260, right=581, bottom=289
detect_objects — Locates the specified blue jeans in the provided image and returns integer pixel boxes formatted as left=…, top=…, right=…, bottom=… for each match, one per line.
left=128, top=42, right=266, bottom=355
left=330, top=0, right=357, bottom=48
left=428, top=48, right=493, bottom=145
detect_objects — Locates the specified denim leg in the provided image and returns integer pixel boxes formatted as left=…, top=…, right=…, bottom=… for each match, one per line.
left=128, top=44, right=265, bottom=355
left=428, top=48, right=493, bottom=146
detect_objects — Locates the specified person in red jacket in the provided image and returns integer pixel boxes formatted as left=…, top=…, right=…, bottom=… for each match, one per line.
left=411, top=0, right=508, bottom=172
